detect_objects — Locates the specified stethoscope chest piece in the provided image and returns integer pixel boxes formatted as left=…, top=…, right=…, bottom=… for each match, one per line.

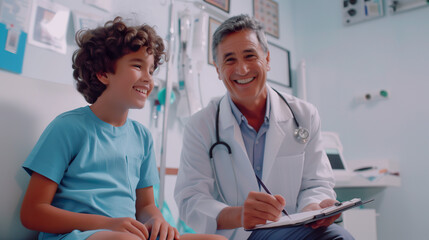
left=294, top=127, right=309, bottom=144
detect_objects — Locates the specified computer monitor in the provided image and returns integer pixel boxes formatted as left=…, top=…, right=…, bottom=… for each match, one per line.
left=325, top=147, right=351, bottom=181
left=326, top=148, right=347, bottom=170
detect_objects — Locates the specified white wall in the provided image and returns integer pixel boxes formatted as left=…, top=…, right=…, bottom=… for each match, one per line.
left=0, top=71, right=87, bottom=239
left=290, top=1, right=429, bottom=239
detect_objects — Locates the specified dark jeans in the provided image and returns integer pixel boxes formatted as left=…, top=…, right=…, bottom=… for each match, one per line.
left=248, top=224, right=354, bottom=240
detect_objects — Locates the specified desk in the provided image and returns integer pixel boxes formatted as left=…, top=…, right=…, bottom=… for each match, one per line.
left=334, top=159, right=401, bottom=188
left=333, top=159, right=401, bottom=240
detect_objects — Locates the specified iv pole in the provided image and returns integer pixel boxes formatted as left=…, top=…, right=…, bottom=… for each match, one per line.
left=158, top=0, right=175, bottom=210
left=157, top=0, right=228, bottom=211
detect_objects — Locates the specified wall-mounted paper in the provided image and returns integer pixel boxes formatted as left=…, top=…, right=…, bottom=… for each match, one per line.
left=73, top=11, right=103, bottom=33
left=83, top=0, right=113, bottom=13
left=28, top=0, right=70, bottom=54
left=0, top=0, right=32, bottom=32
left=0, top=23, right=27, bottom=73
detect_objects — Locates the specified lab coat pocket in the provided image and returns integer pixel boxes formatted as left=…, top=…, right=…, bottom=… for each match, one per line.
left=265, top=153, right=305, bottom=211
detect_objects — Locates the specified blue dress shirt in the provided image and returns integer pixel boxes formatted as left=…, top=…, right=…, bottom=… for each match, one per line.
left=227, top=91, right=271, bottom=180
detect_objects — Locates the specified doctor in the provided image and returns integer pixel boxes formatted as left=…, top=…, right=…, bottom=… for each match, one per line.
left=174, top=14, right=353, bottom=240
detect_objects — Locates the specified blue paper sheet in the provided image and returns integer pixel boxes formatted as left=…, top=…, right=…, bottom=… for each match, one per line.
left=0, top=22, right=27, bottom=74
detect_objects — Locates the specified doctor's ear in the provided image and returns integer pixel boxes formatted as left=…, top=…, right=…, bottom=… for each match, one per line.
left=96, top=72, right=109, bottom=85
left=266, top=51, right=271, bottom=71
left=214, top=62, right=221, bottom=80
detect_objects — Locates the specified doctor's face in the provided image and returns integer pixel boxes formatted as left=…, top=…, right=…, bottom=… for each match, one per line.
left=214, top=30, right=270, bottom=105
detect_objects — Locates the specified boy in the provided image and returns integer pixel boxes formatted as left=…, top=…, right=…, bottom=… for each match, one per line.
left=20, top=17, right=225, bottom=240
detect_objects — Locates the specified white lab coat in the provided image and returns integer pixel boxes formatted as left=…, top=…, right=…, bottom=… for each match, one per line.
left=174, top=86, right=335, bottom=240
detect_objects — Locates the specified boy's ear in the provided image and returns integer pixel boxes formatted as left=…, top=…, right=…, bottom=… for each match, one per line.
left=96, top=72, right=109, bottom=85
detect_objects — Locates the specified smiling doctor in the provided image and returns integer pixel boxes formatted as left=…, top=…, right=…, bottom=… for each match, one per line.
left=174, top=14, right=354, bottom=240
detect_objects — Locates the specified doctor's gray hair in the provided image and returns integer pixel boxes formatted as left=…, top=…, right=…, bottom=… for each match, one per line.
left=211, top=14, right=268, bottom=64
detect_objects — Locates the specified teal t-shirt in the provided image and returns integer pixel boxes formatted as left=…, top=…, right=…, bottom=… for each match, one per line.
left=23, top=106, right=159, bottom=220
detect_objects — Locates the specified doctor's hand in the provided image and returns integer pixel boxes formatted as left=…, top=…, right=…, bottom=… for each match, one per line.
left=302, top=199, right=341, bottom=229
left=241, top=191, right=286, bottom=229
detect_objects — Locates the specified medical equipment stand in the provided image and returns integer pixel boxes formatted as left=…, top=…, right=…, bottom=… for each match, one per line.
left=158, top=0, right=175, bottom=210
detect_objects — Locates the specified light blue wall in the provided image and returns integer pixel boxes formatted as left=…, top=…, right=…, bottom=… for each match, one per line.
left=290, top=1, right=429, bottom=239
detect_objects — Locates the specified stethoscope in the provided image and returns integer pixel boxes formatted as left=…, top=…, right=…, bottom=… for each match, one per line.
left=208, top=89, right=309, bottom=204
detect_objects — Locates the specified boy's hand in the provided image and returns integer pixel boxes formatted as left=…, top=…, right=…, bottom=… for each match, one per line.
left=105, top=217, right=149, bottom=239
left=144, top=216, right=180, bottom=240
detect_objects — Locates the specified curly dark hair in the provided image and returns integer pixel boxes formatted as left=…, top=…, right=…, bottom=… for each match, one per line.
left=72, top=17, right=165, bottom=104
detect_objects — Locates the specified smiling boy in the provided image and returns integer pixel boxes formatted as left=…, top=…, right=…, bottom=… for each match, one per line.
left=20, top=17, right=226, bottom=240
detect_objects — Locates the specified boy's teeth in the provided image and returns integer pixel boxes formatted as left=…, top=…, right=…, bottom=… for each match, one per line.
left=134, top=88, right=147, bottom=94
left=236, top=78, right=253, bottom=84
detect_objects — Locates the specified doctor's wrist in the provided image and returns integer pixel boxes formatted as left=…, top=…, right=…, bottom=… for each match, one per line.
left=216, top=206, right=243, bottom=230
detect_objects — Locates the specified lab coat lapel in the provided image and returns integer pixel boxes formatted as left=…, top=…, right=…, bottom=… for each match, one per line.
left=218, top=97, right=259, bottom=199
left=262, top=87, right=293, bottom=182
left=219, top=97, right=246, bottom=151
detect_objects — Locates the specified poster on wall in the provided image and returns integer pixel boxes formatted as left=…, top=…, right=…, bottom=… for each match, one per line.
left=28, top=0, right=70, bottom=54
left=253, top=0, right=279, bottom=38
left=0, top=0, right=32, bottom=73
left=83, top=0, right=113, bottom=13
left=0, top=0, right=32, bottom=32
left=73, top=11, right=103, bottom=33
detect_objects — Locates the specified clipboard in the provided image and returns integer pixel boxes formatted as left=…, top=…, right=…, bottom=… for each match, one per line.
left=247, top=198, right=374, bottom=231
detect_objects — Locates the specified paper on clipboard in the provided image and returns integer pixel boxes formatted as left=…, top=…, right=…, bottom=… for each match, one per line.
left=247, top=198, right=374, bottom=231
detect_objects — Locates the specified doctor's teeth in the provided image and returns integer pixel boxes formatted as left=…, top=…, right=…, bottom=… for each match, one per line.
left=236, top=78, right=253, bottom=84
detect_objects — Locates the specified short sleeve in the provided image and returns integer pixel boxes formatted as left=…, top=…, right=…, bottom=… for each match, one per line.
left=22, top=115, right=79, bottom=184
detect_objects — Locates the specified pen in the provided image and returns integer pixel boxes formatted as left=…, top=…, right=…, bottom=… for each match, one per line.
left=353, top=166, right=376, bottom=172
left=255, top=174, right=290, bottom=218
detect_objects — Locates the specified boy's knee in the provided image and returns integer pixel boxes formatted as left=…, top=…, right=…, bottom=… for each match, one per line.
left=88, top=231, right=142, bottom=240
left=181, top=233, right=228, bottom=240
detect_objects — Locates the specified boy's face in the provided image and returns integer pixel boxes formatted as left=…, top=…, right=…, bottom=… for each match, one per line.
left=101, top=47, right=155, bottom=110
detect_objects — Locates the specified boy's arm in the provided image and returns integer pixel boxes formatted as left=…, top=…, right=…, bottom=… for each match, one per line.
left=21, top=172, right=148, bottom=238
left=136, top=186, right=179, bottom=240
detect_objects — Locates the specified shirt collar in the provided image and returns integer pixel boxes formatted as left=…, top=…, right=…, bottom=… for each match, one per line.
left=227, top=90, right=271, bottom=126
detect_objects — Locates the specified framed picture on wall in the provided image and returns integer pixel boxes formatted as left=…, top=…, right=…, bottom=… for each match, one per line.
left=267, top=42, right=291, bottom=88
left=204, top=0, right=230, bottom=13
left=208, top=17, right=222, bottom=66
left=253, top=0, right=279, bottom=38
